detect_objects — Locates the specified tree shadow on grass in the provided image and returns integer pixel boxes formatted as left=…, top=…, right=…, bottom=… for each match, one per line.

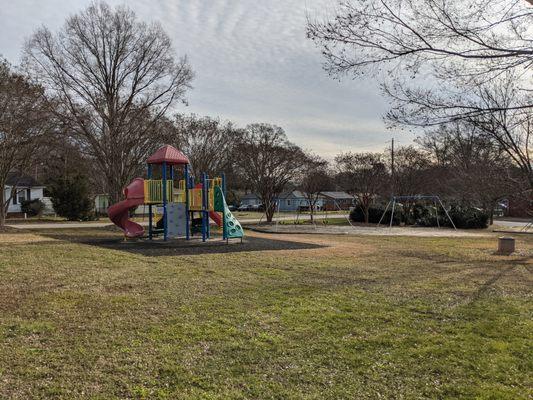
left=34, top=227, right=326, bottom=257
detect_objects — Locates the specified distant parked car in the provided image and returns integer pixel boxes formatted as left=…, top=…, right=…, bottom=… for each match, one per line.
left=228, top=205, right=237, bottom=211
left=238, top=204, right=252, bottom=211
left=250, top=204, right=265, bottom=212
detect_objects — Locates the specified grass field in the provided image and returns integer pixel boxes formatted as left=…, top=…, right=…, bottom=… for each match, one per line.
left=277, top=217, right=349, bottom=225
left=0, top=227, right=531, bottom=399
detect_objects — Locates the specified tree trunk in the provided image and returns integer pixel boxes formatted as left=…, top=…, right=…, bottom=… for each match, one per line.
left=265, top=204, right=275, bottom=223
left=260, top=194, right=277, bottom=223
left=0, top=185, right=6, bottom=228
left=0, top=206, right=5, bottom=228
left=309, top=204, right=314, bottom=223
left=363, top=206, right=369, bottom=224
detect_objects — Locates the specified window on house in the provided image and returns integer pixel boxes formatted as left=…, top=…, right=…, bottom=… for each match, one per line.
left=18, top=191, right=26, bottom=204
left=287, top=200, right=291, bottom=206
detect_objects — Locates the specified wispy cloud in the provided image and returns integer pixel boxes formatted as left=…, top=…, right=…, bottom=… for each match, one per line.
left=0, top=0, right=414, bottom=157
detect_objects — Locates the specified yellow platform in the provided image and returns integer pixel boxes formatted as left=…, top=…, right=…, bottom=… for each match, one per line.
left=144, top=178, right=221, bottom=211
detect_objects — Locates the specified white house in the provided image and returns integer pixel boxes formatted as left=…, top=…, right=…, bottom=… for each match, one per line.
left=4, top=172, right=46, bottom=215
left=94, top=194, right=110, bottom=215
left=240, top=191, right=329, bottom=212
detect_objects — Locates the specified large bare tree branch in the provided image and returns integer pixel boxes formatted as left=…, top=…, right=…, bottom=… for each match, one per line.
left=235, top=123, right=306, bottom=222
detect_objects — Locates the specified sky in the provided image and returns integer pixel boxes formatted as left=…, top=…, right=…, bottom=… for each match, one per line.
left=0, top=0, right=415, bottom=159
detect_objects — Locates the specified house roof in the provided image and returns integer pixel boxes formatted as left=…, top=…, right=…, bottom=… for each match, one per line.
left=320, top=191, right=353, bottom=200
left=241, top=193, right=259, bottom=200
left=5, top=171, right=43, bottom=187
left=278, top=190, right=306, bottom=199
left=245, top=190, right=348, bottom=201
left=146, top=145, right=189, bottom=165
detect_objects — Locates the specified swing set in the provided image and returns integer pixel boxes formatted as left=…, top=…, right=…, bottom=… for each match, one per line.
left=377, top=195, right=457, bottom=229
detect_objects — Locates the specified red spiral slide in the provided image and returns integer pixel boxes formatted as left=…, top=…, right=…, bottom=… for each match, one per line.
left=108, top=178, right=145, bottom=238
left=209, top=210, right=222, bottom=227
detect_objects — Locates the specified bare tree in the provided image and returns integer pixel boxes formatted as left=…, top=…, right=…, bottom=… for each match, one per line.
left=395, top=75, right=533, bottom=191
left=376, top=80, right=530, bottom=226
left=235, top=123, right=306, bottom=222
left=335, top=152, right=387, bottom=223
left=171, top=114, right=243, bottom=178
left=467, top=77, right=532, bottom=191
left=421, top=123, right=526, bottom=223
left=308, top=0, right=533, bottom=121
left=35, top=136, right=94, bottom=190
left=298, top=154, right=332, bottom=223
left=308, top=1, right=532, bottom=196
left=24, top=1, right=194, bottom=204
left=385, top=145, right=432, bottom=196
left=0, top=60, right=50, bottom=227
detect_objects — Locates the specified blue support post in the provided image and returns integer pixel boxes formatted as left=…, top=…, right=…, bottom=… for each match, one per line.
left=184, top=164, right=190, bottom=240
left=201, top=173, right=207, bottom=242
left=147, top=164, right=153, bottom=240
left=206, top=174, right=210, bottom=239
left=162, top=162, right=168, bottom=241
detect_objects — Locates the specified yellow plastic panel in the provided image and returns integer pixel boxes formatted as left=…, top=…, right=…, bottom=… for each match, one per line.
left=189, top=188, right=203, bottom=210
left=208, top=189, right=215, bottom=211
left=144, top=180, right=173, bottom=204
left=174, top=190, right=186, bottom=203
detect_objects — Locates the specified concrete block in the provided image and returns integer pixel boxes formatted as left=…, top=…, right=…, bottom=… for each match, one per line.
left=498, top=237, right=515, bottom=255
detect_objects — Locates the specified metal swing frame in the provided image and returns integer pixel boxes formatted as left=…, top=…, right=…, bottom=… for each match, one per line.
left=377, top=195, right=457, bottom=230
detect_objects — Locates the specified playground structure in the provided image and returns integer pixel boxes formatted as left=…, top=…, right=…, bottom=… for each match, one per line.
left=108, top=145, right=244, bottom=242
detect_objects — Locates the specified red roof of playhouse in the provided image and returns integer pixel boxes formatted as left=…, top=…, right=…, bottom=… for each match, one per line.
left=146, top=145, right=189, bottom=165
